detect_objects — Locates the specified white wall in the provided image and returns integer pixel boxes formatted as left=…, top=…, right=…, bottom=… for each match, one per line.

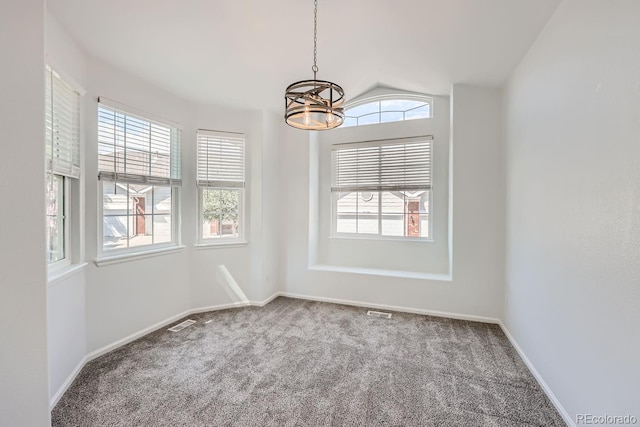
left=280, top=84, right=505, bottom=320
left=45, top=11, right=89, bottom=405
left=259, top=111, right=284, bottom=300
left=47, top=271, right=86, bottom=402
left=81, top=89, right=280, bottom=352
left=83, top=58, right=193, bottom=352
left=0, top=0, right=51, bottom=425
left=504, top=0, right=640, bottom=419
left=43, top=11, right=283, bottom=404
left=189, top=104, right=278, bottom=308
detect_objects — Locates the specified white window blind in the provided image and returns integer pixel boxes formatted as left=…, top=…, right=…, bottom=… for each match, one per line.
left=331, top=136, right=432, bottom=192
left=45, top=66, right=80, bottom=179
left=196, top=130, right=245, bottom=188
left=98, top=99, right=181, bottom=186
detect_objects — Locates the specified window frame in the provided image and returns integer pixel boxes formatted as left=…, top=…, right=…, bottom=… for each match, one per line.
left=45, top=65, right=82, bottom=271
left=47, top=174, right=72, bottom=270
left=96, top=98, right=182, bottom=257
left=330, top=136, right=434, bottom=242
left=195, top=129, right=246, bottom=246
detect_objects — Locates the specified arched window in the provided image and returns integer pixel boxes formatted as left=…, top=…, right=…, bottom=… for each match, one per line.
left=342, top=95, right=432, bottom=127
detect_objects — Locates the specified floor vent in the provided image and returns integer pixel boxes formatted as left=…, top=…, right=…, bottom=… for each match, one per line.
left=367, top=310, right=392, bottom=319
left=168, top=319, right=196, bottom=332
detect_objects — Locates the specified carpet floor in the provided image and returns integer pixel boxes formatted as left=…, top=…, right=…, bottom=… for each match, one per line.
left=52, top=297, right=566, bottom=426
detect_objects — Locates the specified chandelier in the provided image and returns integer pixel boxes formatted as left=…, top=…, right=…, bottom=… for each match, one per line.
left=284, top=0, right=345, bottom=130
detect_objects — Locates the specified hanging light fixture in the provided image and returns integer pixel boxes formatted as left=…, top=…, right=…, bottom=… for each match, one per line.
left=284, top=0, right=345, bottom=130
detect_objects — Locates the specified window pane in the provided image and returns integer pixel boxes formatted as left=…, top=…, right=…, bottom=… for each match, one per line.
left=405, top=105, right=430, bottom=120
left=405, top=200, right=421, bottom=238
left=381, top=191, right=405, bottom=236
left=420, top=214, right=430, bottom=238
left=129, top=214, right=152, bottom=248
left=335, top=189, right=430, bottom=238
left=419, top=191, right=430, bottom=238
left=202, top=188, right=219, bottom=238
left=153, top=214, right=172, bottom=244
left=381, top=215, right=404, bottom=236
left=342, top=97, right=431, bottom=127
left=380, top=111, right=404, bottom=123
left=103, top=181, right=129, bottom=250
left=357, top=191, right=378, bottom=234
left=335, top=191, right=356, bottom=233
left=46, top=175, right=64, bottom=263
left=381, top=191, right=405, bottom=214
left=103, top=215, right=129, bottom=250
left=102, top=182, right=174, bottom=250
left=357, top=112, right=380, bottom=126
left=346, top=101, right=379, bottom=118
left=380, top=99, right=425, bottom=112
left=153, top=186, right=172, bottom=215
left=220, top=218, right=237, bottom=237
left=342, top=117, right=357, bottom=127
left=201, top=188, right=240, bottom=239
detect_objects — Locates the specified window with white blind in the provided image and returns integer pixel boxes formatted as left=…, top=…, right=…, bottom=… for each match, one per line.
left=331, top=136, right=432, bottom=239
left=98, top=98, right=182, bottom=253
left=45, top=66, right=80, bottom=265
left=196, top=130, right=245, bottom=244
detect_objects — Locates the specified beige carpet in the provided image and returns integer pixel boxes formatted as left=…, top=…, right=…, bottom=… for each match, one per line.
left=52, top=297, right=566, bottom=426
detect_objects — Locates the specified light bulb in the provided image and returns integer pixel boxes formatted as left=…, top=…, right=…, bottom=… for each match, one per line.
left=326, top=112, right=335, bottom=125
left=303, top=99, right=311, bottom=126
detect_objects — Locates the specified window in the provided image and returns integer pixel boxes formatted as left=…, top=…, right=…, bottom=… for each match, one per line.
left=98, top=99, right=181, bottom=253
left=45, top=66, right=80, bottom=265
left=196, top=130, right=245, bottom=244
left=331, top=136, right=432, bottom=239
left=342, top=97, right=432, bottom=127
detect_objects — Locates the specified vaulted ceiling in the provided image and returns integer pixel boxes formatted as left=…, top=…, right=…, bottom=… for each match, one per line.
left=48, top=0, right=560, bottom=111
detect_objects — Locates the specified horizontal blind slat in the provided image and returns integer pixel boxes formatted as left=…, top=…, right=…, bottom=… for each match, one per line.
left=46, top=66, right=81, bottom=179
left=331, top=137, right=432, bottom=193
left=98, top=103, right=182, bottom=185
left=196, top=130, right=245, bottom=187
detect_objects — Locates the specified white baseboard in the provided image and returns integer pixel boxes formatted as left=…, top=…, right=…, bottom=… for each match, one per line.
left=189, top=300, right=252, bottom=314
left=49, top=355, right=88, bottom=410
left=249, top=292, right=282, bottom=307
left=278, top=291, right=500, bottom=324
left=84, top=310, right=195, bottom=363
left=498, top=321, right=574, bottom=427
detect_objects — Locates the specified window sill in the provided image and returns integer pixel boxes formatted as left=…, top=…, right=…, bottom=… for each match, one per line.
left=194, top=241, right=248, bottom=250
left=329, top=235, right=435, bottom=243
left=309, top=264, right=451, bottom=281
left=94, top=245, right=186, bottom=267
left=48, top=262, right=88, bottom=288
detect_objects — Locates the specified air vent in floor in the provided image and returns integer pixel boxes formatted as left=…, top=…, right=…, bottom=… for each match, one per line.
left=367, top=310, right=392, bottom=319
left=168, top=319, right=196, bottom=332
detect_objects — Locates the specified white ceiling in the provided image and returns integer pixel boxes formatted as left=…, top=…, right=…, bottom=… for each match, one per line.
left=48, top=0, right=560, bottom=112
